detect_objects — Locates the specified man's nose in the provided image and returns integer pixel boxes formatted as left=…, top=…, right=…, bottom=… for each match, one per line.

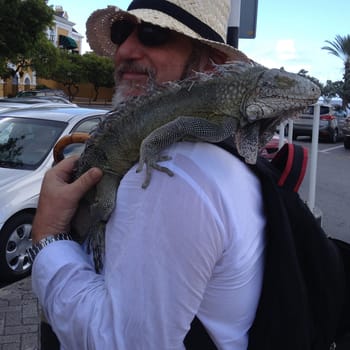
left=114, top=29, right=145, bottom=61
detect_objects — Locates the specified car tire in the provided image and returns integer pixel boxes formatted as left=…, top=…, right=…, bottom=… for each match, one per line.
left=330, top=129, right=338, bottom=143
left=0, top=212, right=33, bottom=282
left=344, top=137, right=350, bottom=149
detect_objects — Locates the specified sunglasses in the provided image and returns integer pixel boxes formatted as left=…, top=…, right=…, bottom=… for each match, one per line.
left=111, top=20, right=172, bottom=47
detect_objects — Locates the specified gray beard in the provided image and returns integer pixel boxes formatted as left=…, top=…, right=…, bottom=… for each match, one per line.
left=111, top=45, right=206, bottom=108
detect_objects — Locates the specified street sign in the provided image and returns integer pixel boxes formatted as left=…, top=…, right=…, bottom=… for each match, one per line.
left=227, top=0, right=258, bottom=46
left=239, top=0, right=258, bottom=38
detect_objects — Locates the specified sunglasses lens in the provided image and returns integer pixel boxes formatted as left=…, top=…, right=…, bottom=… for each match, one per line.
left=111, top=20, right=135, bottom=45
left=138, top=23, right=171, bottom=46
left=110, top=21, right=171, bottom=47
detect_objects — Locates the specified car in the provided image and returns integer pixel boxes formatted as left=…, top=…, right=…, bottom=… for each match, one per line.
left=260, top=134, right=287, bottom=160
left=292, top=104, right=348, bottom=143
left=0, top=106, right=107, bottom=282
left=0, top=97, right=77, bottom=113
left=342, top=115, right=350, bottom=149
left=16, top=88, right=69, bottom=100
left=12, top=96, right=74, bottom=104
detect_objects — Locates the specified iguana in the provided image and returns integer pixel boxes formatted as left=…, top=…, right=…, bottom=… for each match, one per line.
left=59, top=61, right=320, bottom=271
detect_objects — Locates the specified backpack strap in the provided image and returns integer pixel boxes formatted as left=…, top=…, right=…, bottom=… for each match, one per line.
left=270, top=143, right=308, bottom=192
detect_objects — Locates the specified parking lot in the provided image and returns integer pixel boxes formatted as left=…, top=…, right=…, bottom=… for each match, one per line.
left=296, top=137, right=350, bottom=243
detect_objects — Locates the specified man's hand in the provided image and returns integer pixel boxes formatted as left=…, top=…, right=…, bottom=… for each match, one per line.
left=32, top=156, right=103, bottom=243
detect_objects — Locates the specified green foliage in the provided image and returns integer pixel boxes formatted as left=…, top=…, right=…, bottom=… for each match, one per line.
left=322, top=35, right=350, bottom=62
left=0, top=0, right=54, bottom=59
left=82, top=53, right=115, bottom=100
left=322, top=80, right=344, bottom=99
left=30, top=38, right=61, bottom=78
left=0, top=0, right=54, bottom=79
left=322, top=35, right=350, bottom=107
left=49, top=51, right=86, bottom=100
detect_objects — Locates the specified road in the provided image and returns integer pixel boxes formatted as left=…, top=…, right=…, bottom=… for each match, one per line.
left=296, top=137, right=350, bottom=243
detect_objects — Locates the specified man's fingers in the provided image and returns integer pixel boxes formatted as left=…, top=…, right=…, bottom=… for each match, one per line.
left=50, top=156, right=79, bottom=183
left=73, top=167, right=103, bottom=197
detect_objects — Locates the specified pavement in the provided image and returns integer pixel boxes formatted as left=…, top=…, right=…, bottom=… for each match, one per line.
left=0, top=277, right=40, bottom=350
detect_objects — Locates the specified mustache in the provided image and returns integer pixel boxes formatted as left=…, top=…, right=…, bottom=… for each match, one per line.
left=114, top=62, right=156, bottom=82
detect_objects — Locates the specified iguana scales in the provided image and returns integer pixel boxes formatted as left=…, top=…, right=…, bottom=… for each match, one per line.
left=55, top=61, right=321, bottom=271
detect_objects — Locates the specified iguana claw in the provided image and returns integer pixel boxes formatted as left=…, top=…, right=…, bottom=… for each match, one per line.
left=136, top=155, right=174, bottom=188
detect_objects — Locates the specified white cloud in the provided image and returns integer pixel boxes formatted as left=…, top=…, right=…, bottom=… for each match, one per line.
left=275, top=39, right=297, bottom=61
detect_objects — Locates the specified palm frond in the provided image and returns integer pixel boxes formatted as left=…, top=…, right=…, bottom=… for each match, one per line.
left=322, top=35, right=350, bottom=61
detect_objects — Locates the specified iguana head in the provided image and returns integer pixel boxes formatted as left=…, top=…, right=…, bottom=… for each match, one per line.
left=218, top=62, right=321, bottom=164
left=243, top=65, right=321, bottom=122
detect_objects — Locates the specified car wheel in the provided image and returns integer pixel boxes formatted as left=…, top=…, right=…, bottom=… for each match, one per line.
left=330, top=129, right=338, bottom=143
left=0, top=212, right=33, bottom=282
left=344, top=137, right=350, bottom=149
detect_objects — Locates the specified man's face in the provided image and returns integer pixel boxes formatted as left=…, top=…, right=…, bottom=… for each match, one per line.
left=113, top=22, right=193, bottom=101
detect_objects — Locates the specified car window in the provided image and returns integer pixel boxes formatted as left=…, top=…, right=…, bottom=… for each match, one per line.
left=320, top=106, right=330, bottom=115
left=72, top=116, right=102, bottom=133
left=61, top=116, right=104, bottom=159
left=0, top=117, right=67, bottom=170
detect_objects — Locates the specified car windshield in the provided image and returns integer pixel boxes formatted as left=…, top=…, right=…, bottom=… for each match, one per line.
left=0, top=117, right=67, bottom=170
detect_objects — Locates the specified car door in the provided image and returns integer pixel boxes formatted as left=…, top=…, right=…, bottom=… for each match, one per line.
left=334, top=109, right=347, bottom=137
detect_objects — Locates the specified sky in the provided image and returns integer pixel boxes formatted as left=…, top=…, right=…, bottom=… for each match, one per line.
left=47, top=0, right=350, bottom=84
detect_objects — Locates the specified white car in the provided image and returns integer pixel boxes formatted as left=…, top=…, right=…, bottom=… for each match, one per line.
left=0, top=106, right=107, bottom=282
left=0, top=97, right=78, bottom=113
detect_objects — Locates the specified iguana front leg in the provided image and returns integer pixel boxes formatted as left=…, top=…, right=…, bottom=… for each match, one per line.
left=137, top=116, right=237, bottom=188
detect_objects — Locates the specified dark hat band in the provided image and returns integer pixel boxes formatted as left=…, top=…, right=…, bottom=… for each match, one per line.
left=127, top=0, right=225, bottom=44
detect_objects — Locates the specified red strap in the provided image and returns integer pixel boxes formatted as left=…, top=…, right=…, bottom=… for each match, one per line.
left=271, top=143, right=308, bottom=192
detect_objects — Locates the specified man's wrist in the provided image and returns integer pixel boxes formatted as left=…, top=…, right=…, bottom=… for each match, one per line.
left=27, top=233, right=73, bottom=264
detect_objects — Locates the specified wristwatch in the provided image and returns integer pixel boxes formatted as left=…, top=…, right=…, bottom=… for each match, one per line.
left=27, top=233, right=73, bottom=264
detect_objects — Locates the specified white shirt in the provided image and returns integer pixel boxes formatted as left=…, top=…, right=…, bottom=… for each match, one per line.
left=32, top=142, right=266, bottom=350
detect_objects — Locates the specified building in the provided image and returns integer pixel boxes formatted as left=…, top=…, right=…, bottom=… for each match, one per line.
left=47, top=5, right=83, bottom=54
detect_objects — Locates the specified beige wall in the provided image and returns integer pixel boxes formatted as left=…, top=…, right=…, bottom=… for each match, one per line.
left=0, top=78, right=113, bottom=101
left=37, top=78, right=114, bottom=101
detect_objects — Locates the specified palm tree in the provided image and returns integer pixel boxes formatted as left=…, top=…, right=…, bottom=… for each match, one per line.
left=322, top=34, right=350, bottom=107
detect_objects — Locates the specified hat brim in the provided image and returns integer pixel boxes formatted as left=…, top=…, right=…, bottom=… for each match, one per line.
left=86, top=6, right=249, bottom=62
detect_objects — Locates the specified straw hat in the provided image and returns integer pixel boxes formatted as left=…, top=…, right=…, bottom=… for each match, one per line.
left=86, top=0, right=249, bottom=62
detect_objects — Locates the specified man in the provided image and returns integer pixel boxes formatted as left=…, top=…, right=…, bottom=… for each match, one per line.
left=30, top=1, right=266, bottom=349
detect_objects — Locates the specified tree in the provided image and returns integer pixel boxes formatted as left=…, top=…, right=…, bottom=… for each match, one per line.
left=82, top=53, right=115, bottom=101
left=29, top=37, right=61, bottom=78
left=0, top=0, right=54, bottom=58
left=322, top=35, right=350, bottom=107
left=0, top=0, right=54, bottom=79
left=322, top=80, right=344, bottom=100
left=49, top=51, right=85, bottom=100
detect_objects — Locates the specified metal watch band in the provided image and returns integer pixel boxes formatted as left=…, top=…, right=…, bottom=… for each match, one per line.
left=27, top=233, right=73, bottom=264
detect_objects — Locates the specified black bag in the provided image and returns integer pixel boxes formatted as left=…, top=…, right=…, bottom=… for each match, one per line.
left=184, top=142, right=350, bottom=350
